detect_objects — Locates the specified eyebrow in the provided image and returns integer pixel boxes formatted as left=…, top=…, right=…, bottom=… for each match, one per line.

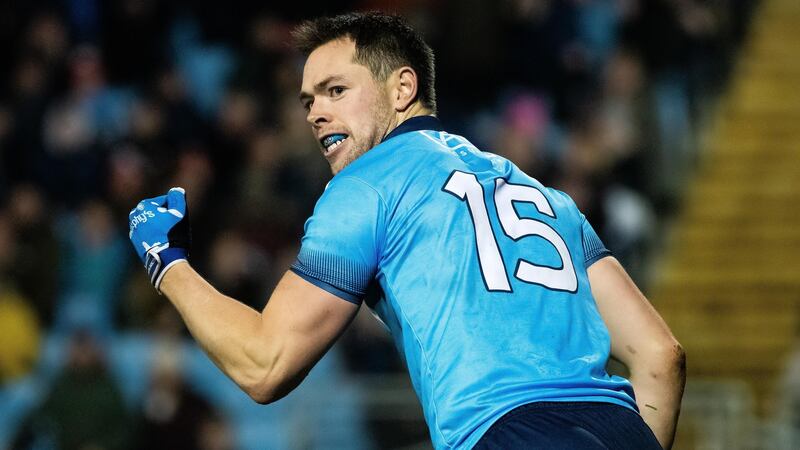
left=298, top=75, right=347, bottom=102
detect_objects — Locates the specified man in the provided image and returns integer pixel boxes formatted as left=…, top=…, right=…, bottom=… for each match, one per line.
left=128, top=12, right=685, bottom=450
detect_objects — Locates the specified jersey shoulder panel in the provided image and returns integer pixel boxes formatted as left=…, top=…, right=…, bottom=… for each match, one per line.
left=539, top=187, right=612, bottom=268
left=291, top=175, right=388, bottom=303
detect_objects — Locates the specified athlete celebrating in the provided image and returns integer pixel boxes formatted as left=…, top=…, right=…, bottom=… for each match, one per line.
left=128, top=12, right=685, bottom=450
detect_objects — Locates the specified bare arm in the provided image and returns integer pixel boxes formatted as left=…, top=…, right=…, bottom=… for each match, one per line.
left=159, top=262, right=360, bottom=403
left=588, top=257, right=686, bottom=450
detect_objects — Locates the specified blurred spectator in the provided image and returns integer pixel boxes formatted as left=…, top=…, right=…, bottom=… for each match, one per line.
left=601, top=184, right=656, bottom=284
left=5, top=185, right=60, bottom=325
left=340, top=307, right=403, bottom=374
left=135, top=345, right=232, bottom=450
left=499, top=0, right=585, bottom=121
left=197, top=415, right=235, bottom=450
left=619, top=0, right=727, bottom=204
left=22, top=11, right=70, bottom=71
left=0, top=212, right=42, bottom=384
left=0, top=287, right=40, bottom=384
left=207, top=230, right=270, bottom=310
left=236, top=128, right=288, bottom=222
left=41, top=45, right=135, bottom=206
left=230, top=13, right=294, bottom=110
left=150, top=67, right=205, bottom=150
left=600, top=48, right=650, bottom=189
left=4, top=56, right=51, bottom=187
left=575, top=0, right=620, bottom=71
left=55, top=199, right=129, bottom=336
left=106, top=143, right=149, bottom=220
left=170, top=16, right=236, bottom=118
left=489, top=93, right=560, bottom=183
left=120, top=269, right=166, bottom=330
left=209, top=89, right=260, bottom=196
left=14, top=331, right=133, bottom=450
left=234, top=127, right=321, bottom=252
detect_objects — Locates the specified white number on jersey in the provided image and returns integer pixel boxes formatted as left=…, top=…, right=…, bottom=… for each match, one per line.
left=443, top=171, right=578, bottom=293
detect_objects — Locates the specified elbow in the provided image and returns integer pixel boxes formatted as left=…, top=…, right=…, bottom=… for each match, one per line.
left=241, top=363, right=297, bottom=405
left=674, top=341, right=686, bottom=366
left=650, top=340, right=687, bottom=382
left=237, top=342, right=310, bottom=405
left=628, top=338, right=686, bottom=382
left=235, top=360, right=280, bottom=405
left=243, top=374, right=285, bottom=405
left=237, top=343, right=288, bottom=404
left=671, top=341, right=687, bottom=381
left=660, top=338, right=686, bottom=372
left=245, top=382, right=277, bottom=405
left=248, top=390, right=279, bottom=405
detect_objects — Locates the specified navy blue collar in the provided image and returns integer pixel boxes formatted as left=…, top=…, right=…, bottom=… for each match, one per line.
left=382, top=115, right=444, bottom=143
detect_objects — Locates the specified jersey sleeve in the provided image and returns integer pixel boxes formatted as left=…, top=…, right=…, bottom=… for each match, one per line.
left=290, top=176, right=386, bottom=304
left=545, top=187, right=612, bottom=269
left=581, top=215, right=612, bottom=268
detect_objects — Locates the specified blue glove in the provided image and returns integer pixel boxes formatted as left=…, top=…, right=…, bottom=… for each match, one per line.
left=128, top=187, right=191, bottom=292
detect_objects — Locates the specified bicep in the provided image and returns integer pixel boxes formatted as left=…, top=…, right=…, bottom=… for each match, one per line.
left=256, top=271, right=359, bottom=387
left=588, top=257, right=678, bottom=367
left=257, top=177, right=381, bottom=389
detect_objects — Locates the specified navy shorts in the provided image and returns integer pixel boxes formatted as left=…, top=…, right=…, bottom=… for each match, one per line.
left=473, top=402, right=663, bottom=450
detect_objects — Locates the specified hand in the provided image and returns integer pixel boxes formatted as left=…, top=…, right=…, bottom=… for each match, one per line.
left=128, top=187, right=191, bottom=292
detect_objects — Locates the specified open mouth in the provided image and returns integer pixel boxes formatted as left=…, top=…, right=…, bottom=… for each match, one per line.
left=320, top=134, right=349, bottom=156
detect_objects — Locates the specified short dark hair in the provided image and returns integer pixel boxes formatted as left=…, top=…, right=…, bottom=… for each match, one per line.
left=292, top=12, right=437, bottom=113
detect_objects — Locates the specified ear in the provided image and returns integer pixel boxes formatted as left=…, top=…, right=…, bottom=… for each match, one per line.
left=391, top=66, right=419, bottom=112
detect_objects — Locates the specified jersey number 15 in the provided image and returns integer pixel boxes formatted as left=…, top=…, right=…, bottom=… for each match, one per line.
left=443, top=170, right=578, bottom=293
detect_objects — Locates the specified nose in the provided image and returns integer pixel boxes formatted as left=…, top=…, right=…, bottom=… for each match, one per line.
left=306, top=99, right=330, bottom=127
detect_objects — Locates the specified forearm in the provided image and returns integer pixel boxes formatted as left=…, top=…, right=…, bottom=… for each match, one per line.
left=127, top=189, right=358, bottom=404
left=159, top=262, right=278, bottom=400
left=628, top=349, right=686, bottom=450
left=587, top=258, right=685, bottom=448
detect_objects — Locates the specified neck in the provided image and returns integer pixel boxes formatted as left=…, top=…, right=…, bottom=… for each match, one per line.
left=398, top=101, right=432, bottom=123
left=385, top=102, right=432, bottom=139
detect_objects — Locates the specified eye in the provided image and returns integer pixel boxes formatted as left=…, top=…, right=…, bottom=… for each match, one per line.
left=302, top=99, right=313, bottom=111
left=330, top=86, right=346, bottom=97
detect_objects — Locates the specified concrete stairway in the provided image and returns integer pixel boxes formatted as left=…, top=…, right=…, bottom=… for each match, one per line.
left=650, top=0, right=800, bottom=425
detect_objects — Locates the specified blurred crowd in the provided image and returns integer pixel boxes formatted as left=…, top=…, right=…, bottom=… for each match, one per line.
left=0, top=0, right=754, bottom=449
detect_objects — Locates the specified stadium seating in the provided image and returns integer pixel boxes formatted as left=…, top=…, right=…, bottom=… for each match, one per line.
left=651, top=0, right=800, bottom=447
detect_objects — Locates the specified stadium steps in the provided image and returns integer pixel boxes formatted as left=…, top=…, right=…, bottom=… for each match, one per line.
left=648, top=0, right=800, bottom=438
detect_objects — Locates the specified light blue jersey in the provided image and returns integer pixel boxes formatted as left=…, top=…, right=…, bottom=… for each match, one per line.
left=291, top=116, right=637, bottom=450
